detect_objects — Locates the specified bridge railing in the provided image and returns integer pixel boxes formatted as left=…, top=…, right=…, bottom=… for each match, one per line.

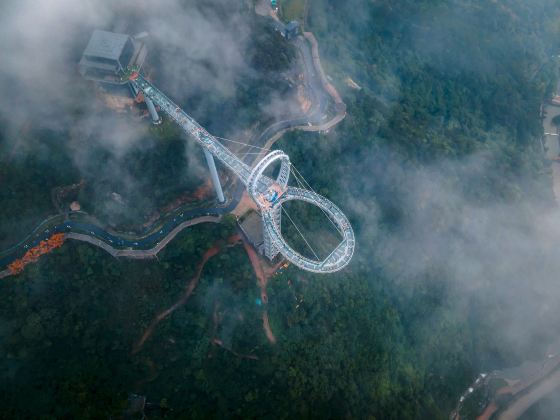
left=132, top=76, right=253, bottom=183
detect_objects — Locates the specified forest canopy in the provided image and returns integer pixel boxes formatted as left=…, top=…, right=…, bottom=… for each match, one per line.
left=1, top=0, right=560, bottom=418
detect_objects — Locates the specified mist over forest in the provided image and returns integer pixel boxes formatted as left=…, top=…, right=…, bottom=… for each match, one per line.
left=1, top=0, right=560, bottom=418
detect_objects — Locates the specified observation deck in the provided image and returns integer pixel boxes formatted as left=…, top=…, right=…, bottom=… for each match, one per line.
left=127, top=71, right=354, bottom=273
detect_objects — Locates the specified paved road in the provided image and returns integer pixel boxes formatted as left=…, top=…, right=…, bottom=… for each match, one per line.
left=497, top=364, right=560, bottom=419
left=248, top=34, right=330, bottom=153
left=66, top=215, right=221, bottom=258
left=0, top=182, right=244, bottom=268
left=0, top=24, right=345, bottom=270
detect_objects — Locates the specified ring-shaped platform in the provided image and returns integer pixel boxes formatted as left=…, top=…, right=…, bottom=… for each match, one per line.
left=261, top=186, right=355, bottom=273
left=247, top=150, right=291, bottom=200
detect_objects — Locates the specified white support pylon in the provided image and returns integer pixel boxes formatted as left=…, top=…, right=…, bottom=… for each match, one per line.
left=203, top=148, right=225, bottom=203
left=145, top=97, right=162, bottom=125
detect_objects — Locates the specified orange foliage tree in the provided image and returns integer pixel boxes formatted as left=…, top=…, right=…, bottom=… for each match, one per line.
left=7, top=233, right=66, bottom=275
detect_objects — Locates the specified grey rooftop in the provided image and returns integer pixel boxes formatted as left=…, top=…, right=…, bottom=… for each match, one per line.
left=286, top=21, right=299, bottom=31
left=83, top=30, right=130, bottom=60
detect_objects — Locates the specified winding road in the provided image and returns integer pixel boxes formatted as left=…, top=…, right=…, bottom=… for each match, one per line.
left=0, top=21, right=346, bottom=277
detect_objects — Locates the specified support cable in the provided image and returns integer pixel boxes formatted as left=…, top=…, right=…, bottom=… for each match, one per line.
left=214, top=135, right=271, bottom=152
left=290, top=172, right=332, bottom=257
left=281, top=205, right=320, bottom=261
left=290, top=165, right=343, bottom=236
left=213, top=135, right=271, bottom=162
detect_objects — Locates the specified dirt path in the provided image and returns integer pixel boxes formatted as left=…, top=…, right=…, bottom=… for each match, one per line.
left=212, top=338, right=259, bottom=360
left=231, top=190, right=258, bottom=217
left=498, top=366, right=560, bottom=419
left=477, top=402, right=498, bottom=420
left=240, top=236, right=281, bottom=345
left=134, top=230, right=283, bottom=355
left=132, top=234, right=240, bottom=353
left=303, top=32, right=345, bottom=107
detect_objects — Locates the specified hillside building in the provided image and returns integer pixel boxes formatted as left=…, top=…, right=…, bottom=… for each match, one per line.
left=284, top=21, right=300, bottom=40
left=79, top=30, right=147, bottom=84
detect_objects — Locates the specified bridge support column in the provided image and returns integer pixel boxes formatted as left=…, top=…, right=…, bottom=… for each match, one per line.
left=130, top=82, right=162, bottom=125
left=145, top=97, right=162, bottom=125
left=203, top=148, right=225, bottom=203
left=263, top=208, right=281, bottom=260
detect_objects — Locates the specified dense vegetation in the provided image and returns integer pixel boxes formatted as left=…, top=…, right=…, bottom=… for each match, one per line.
left=274, top=0, right=560, bottom=416
left=2, top=0, right=560, bottom=418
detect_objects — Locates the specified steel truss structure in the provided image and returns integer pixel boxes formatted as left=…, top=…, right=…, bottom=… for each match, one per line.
left=129, top=72, right=355, bottom=273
